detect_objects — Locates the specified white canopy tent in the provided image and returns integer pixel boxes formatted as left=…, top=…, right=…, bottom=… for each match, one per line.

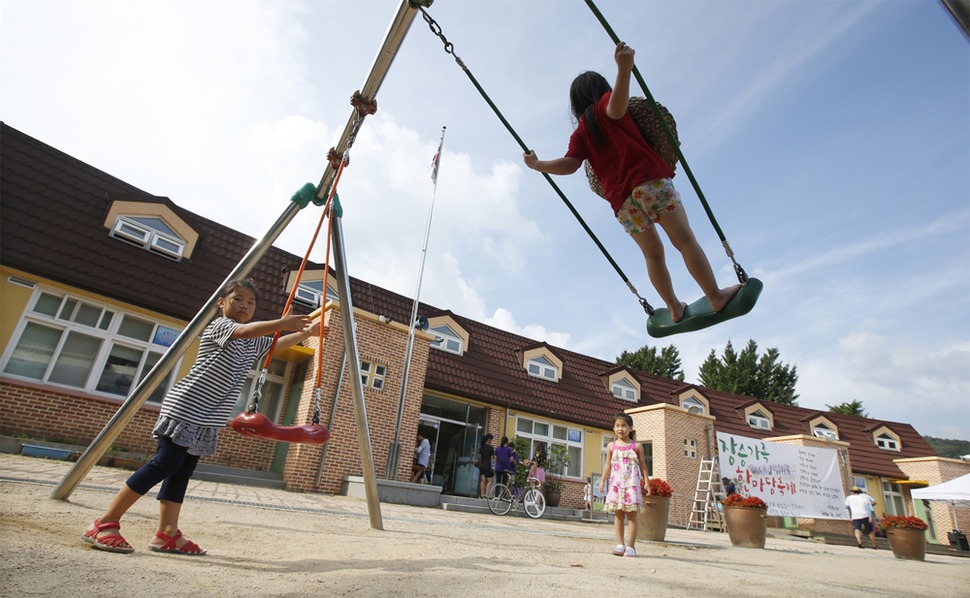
left=911, top=472, right=970, bottom=530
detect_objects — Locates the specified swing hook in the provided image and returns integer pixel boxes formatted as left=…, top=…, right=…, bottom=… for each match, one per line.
left=246, top=369, right=268, bottom=414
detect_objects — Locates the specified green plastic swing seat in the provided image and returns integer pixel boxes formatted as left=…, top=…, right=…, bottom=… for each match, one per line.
left=647, top=278, right=763, bottom=338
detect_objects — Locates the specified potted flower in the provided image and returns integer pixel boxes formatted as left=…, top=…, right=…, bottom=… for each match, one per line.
left=543, top=444, right=570, bottom=507
left=638, top=477, right=674, bottom=542
left=721, top=493, right=769, bottom=548
left=879, top=515, right=928, bottom=561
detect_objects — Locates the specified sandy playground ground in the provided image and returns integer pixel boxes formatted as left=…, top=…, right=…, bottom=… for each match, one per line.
left=0, top=454, right=967, bottom=597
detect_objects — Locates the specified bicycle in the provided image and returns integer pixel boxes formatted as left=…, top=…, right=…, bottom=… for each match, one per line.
left=486, top=472, right=546, bottom=519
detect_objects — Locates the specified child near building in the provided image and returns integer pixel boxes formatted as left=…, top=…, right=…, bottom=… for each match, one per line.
left=81, top=279, right=318, bottom=555
left=598, top=413, right=650, bottom=557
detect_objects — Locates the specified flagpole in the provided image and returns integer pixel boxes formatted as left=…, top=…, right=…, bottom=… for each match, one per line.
left=388, top=126, right=446, bottom=480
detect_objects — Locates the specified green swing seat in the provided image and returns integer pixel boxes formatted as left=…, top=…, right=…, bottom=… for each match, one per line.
left=647, top=278, right=763, bottom=338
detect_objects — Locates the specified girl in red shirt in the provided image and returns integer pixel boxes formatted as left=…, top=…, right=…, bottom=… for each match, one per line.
left=524, top=42, right=739, bottom=322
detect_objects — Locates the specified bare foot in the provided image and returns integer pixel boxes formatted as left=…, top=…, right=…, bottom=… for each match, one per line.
left=670, top=301, right=688, bottom=323
left=709, top=284, right=742, bottom=313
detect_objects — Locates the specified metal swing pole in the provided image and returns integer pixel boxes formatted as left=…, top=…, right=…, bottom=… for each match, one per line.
left=52, top=0, right=427, bottom=506
left=51, top=200, right=306, bottom=500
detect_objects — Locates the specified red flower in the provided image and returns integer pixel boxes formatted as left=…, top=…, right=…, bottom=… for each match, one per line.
left=721, top=493, right=768, bottom=509
left=641, top=477, right=673, bottom=497
left=878, top=515, right=928, bottom=531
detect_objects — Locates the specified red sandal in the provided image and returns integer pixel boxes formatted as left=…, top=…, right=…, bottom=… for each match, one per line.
left=149, top=530, right=206, bottom=556
left=81, top=518, right=134, bottom=554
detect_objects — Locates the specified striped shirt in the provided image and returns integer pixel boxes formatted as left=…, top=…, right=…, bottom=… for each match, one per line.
left=159, top=317, right=273, bottom=428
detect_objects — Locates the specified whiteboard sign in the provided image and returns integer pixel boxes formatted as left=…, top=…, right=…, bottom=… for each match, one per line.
left=717, top=432, right=845, bottom=519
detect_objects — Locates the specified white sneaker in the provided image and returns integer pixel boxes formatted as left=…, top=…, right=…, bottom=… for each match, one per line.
left=612, top=544, right=625, bottom=556
left=623, top=546, right=637, bottom=558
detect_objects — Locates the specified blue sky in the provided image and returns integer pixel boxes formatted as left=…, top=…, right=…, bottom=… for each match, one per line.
left=2, top=1, right=968, bottom=440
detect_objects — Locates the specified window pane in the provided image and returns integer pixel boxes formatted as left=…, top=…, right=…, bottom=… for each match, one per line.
left=118, top=316, right=154, bottom=341
left=516, top=418, right=532, bottom=434
left=99, top=310, right=114, bottom=330
left=567, top=445, right=581, bottom=477
left=141, top=351, right=172, bottom=404
left=58, top=299, right=78, bottom=321
left=96, top=344, right=143, bottom=395
left=48, top=331, right=101, bottom=387
left=3, top=322, right=62, bottom=379
left=75, top=303, right=102, bottom=327
left=553, top=425, right=567, bottom=440
left=33, top=293, right=62, bottom=317
left=533, top=422, right=549, bottom=437
left=267, top=358, right=287, bottom=377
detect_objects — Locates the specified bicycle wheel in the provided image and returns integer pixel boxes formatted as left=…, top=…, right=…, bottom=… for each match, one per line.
left=522, top=487, right=546, bottom=519
left=486, top=483, right=513, bottom=516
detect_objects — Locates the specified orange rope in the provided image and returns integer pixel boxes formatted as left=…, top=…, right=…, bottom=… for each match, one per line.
left=262, top=157, right=346, bottom=369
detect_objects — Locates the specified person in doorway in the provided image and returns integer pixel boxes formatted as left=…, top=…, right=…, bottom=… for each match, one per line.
left=722, top=476, right=738, bottom=496
left=478, top=434, right=495, bottom=499
left=411, top=431, right=431, bottom=483
left=845, top=486, right=878, bottom=549
left=522, top=42, right=740, bottom=323
left=598, top=413, right=649, bottom=558
left=493, top=436, right=520, bottom=487
left=81, top=279, right=317, bottom=555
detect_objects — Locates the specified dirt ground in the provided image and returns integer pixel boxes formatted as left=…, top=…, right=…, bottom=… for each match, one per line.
left=1, top=455, right=967, bottom=597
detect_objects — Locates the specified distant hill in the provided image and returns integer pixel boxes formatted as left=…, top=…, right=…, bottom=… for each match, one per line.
left=923, top=436, right=970, bottom=459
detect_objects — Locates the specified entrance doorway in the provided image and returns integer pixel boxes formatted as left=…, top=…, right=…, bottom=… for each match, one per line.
left=418, top=395, right=488, bottom=497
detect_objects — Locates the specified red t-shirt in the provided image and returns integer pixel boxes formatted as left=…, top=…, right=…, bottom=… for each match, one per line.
left=566, top=92, right=675, bottom=214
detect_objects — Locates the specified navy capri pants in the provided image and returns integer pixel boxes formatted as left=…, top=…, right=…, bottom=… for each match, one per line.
left=125, top=436, right=200, bottom=503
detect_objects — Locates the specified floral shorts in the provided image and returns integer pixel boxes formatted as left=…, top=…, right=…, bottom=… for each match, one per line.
left=616, top=178, right=682, bottom=234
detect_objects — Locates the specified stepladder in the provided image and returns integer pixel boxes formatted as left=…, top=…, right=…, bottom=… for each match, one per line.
left=687, top=458, right=724, bottom=532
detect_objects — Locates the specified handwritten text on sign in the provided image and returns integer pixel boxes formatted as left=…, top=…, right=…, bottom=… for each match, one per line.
left=716, top=432, right=845, bottom=519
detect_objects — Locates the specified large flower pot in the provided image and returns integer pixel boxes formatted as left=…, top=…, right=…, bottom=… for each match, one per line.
left=637, top=495, right=671, bottom=542
left=723, top=506, right=768, bottom=548
left=886, top=528, right=926, bottom=561
left=544, top=486, right=562, bottom=508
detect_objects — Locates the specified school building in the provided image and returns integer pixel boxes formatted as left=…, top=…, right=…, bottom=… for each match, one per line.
left=1, top=122, right=967, bottom=545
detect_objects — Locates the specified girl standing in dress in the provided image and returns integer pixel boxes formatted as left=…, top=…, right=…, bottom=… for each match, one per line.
left=81, top=279, right=318, bottom=555
left=597, top=413, right=650, bottom=557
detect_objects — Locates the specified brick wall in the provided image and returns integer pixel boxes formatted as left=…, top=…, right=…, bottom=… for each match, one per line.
left=896, top=457, right=970, bottom=545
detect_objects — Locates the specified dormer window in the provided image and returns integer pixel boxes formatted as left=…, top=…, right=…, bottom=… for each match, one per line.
left=431, top=325, right=463, bottom=354
left=527, top=355, right=558, bottom=381
left=748, top=410, right=771, bottom=429
left=876, top=432, right=899, bottom=451
left=813, top=422, right=838, bottom=440
left=611, top=378, right=638, bottom=402
left=109, top=216, right=186, bottom=261
left=682, top=396, right=706, bottom=415
left=294, top=280, right=338, bottom=308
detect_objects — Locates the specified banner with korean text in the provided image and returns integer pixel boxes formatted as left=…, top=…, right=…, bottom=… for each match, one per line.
left=716, top=432, right=846, bottom=519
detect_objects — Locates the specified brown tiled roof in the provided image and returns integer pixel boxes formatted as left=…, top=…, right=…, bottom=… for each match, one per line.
left=0, top=122, right=937, bottom=479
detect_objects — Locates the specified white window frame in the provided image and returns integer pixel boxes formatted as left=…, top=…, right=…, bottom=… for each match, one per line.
left=684, top=438, right=697, bottom=459
left=294, top=280, right=338, bottom=308
left=748, top=411, right=771, bottom=429
left=876, top=433, right=899, bottom=451
left=515, top=416, right=583, bottom=478
left=611, top=378, right=638, bottom=402
left=361, top=361, right=387, bottom=390
left=1, top=288, right=182, bottom=404
left=881, top=481, right=906, bottom=516
left=430, top=325, right=463, bottom=355
left=526, top=355, right=558, bottom=381
left=813, top=423, right=838, bottom=440
left=682, top=396, right=706, bottom=415
left=109, top=216, right=186, bottom=261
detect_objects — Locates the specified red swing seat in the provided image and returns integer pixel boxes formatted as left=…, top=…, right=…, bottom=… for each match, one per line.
left=231, top=412, right=330, bottom=444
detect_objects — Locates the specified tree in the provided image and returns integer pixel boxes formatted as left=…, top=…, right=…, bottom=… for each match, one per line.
left=923, top=436, right=970, bottom=459
left=826, top=400, right=869, bottom=417
left=698, top=339, right=799, bottom=405
left=616, top=345, right=685, bottom=381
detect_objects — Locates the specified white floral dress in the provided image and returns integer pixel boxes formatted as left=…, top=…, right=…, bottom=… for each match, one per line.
left=604, top=440, right=644, bottom=513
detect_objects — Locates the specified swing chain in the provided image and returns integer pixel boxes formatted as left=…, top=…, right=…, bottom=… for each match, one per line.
left=415, top=5, right=467, bottom=70
left=246, top=369, right=268, bottom=414
left=312, top=387, right=322, bottom=425
left=626, top=281, right=655, bottom=316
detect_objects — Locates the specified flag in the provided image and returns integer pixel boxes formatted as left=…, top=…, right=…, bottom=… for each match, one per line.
left=431, top=127, right=445, bottom=184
